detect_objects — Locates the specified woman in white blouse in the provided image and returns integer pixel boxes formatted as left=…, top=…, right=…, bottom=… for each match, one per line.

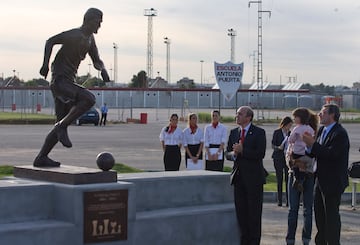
left=159, top=113, right=183, bottom=171
left=183, top=113, right=204, bottom=169
left=204, top=110, right=227, bottom=171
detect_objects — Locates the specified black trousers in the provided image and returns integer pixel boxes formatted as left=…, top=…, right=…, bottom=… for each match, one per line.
left=234, top=174, right=263, bottom=245
left=100, top=113, right=107, bottom=125
left=314, top=181, right=342, bottom=245
left=273, top=157, right=289, bottom=206
left=163, top=145, right=181, bottom=171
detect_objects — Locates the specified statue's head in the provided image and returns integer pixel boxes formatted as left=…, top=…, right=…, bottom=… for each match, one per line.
left=83, top=8, right=103, bottom=34
left=83, top=8, right=103, bottom=24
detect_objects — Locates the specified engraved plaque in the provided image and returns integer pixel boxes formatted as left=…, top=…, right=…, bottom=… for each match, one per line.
left=84, top=189, right=128, bottom=243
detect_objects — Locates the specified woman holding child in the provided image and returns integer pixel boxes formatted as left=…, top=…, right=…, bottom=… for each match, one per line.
left=285, top=107, right=318, bottom=245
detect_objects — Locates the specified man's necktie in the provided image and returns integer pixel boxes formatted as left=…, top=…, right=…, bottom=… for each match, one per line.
left=320, top=128, right=327, bottom=144
left=240, top=129, right=246, bottom=144
left=314, top=127, right=327, bottom=172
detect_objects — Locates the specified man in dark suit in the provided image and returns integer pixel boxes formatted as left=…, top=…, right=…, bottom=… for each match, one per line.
left=226, top=106, right=266, bottom=245
left=303, top=104, right=349, bottom=245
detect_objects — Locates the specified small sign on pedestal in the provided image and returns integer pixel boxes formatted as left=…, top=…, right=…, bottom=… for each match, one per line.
left=84, top=189, right=128, bottom=243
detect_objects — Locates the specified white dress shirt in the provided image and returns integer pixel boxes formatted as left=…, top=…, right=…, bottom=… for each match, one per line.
left=183, top=127, right=204, bottom=146
left=159, top=127, right=183, bottom=145
left=204, top=123, right=227, bottom=147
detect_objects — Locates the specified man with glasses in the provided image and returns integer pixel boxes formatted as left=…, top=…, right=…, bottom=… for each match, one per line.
left=303, top=104, right=349, bottom=245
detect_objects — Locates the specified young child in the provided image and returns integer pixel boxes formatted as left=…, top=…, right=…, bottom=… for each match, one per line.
left=287, top=108, right=318, bottom=192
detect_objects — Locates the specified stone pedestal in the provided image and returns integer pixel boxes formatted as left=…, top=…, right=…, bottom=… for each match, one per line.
left=0, top=177, right=135, bottom=245
left=13, top=165, right=117, bottom=185
left=2, top=168, right=239, bottom=244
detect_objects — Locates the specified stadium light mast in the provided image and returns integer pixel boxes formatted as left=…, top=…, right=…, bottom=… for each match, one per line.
left=227, top=28, right=237, bottom=63
left=200, top=60, right=204, bottom=86
left=248, top=0, right=271, bottom=120
left=164, top=37, right=171, bottom=83
left=144, top=8, right=157, bottom=79
left=113, top=43, right=118, bottom=83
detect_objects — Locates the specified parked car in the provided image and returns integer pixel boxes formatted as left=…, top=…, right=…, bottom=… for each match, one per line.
left=75, top=107, right=99, bottom=126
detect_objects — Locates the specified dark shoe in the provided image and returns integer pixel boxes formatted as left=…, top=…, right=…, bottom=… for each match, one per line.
left=277, top=202, right=282, bottom=207
left=33, top=156, right=60, bottom=167
left=54, top=123, right=72, bottom=148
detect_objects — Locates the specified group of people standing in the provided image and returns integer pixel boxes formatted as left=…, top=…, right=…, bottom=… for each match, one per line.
left=160, top=104, right=349, bottom=245
left=159, top=110, right=227, bottom=171
left=34, top=6, right=350, bottom=244
left=271, top=104, right=349, bottom=245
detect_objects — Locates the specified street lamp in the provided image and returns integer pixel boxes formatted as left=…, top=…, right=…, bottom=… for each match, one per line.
left=164, top=37, right=171, bottom=83
left=113, top=43, right=118, bottom=83
left=227, top=28, right=236, bottom=63
left=200, top=60, right=204, bottom=86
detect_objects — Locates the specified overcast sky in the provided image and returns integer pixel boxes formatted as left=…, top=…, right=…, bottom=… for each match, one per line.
left=1, top=0, right=360, bottom=86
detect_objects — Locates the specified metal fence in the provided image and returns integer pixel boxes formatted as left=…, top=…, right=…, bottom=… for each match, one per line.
left=0, top=87, right=336, bottom=114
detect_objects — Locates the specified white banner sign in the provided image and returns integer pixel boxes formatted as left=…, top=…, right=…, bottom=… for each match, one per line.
left=214, top=61, right=243, bottom=101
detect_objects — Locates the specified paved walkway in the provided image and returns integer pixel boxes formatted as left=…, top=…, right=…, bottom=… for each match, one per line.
left=261, top=203, right=360, bottom=245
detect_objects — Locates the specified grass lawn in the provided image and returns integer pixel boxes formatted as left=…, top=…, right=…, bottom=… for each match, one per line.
left=0, top=165, right=15, bottom=178
left=0, top=165, right=354, bottom=193
left=0, top=112, right=55, bottom=124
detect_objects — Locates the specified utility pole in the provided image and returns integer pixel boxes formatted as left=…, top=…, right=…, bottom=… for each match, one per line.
left=248, top=0, right=271, bottom=121
left=144, top=8, right=157, bottom=79
left=249, top=50, right=257, bottom=84
left=227, top=28, right=237, bottom=63
left=164, top=37, right=171, bottom=83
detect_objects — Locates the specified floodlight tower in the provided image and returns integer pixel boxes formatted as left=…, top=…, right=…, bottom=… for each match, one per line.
left=144, top=8, right=157, bottom=79
left=248, top=0, right=271, bottom=120
left=200, top=60, right=204, bottom=86
left=227, top=28, right=237, bottom=63
left=249, top=50, right=257, bottom=84
left=113, top=43, right=118, bottom=83
left=164, top=37, right=171, bottom=83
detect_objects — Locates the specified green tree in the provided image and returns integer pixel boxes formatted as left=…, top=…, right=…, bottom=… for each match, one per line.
left=25, top=78, right=49, bottom=87
left=302, top=83, right=335, bottom=95
left=82, top=77, right=105, bottom=88
left=129, top=70, right=147, bottom=88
